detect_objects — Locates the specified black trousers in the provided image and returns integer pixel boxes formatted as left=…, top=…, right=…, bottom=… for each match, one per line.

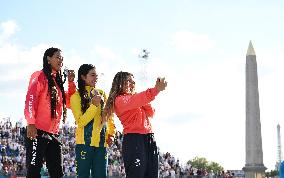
left=25, top=129, right=63, bottom=178
left=122, top=133, right=159, bottom=178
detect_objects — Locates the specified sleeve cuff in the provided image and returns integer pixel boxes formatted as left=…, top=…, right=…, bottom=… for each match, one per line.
left=151, top=87, right=160, bottom=96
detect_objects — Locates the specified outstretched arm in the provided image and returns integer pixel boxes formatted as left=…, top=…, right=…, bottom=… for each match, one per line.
left=115, top=77, right=167, bottom=114
left=115, top=88, right=159, bottom=114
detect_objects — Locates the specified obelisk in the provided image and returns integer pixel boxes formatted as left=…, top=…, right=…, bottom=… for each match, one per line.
left=243, top=41, right=266, bottom=178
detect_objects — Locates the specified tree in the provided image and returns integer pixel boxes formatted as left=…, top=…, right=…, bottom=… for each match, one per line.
left=207, top=161, right=224, bottom=174
left=265, top=170, right=278, bottom=177
left=187, top=157, right=223, bottom=174
left=188, top=157, right=208, bottom=170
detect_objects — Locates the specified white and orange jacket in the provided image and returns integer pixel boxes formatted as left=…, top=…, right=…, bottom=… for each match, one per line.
left=24, top=70, right=76, bottom=134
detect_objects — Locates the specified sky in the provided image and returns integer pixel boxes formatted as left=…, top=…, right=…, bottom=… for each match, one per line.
left=1, top=0, right=284, bottom=171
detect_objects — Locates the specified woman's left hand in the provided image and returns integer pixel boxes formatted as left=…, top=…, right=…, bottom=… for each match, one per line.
left=67, top=70, right=75, bottom=82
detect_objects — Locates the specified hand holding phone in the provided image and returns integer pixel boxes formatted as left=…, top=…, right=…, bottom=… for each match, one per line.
left=90, top=89, right=103, bottom=107
left=67, top=70, right=75, bottom=82
left=155, top=77, right=167, bottom=92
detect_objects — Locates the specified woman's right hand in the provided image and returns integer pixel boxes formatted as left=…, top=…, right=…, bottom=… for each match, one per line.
left=27, top=124, right=37, bottom=139
left=91, top=89, right=103, bottom=107
left=155, top=77, right=167, bottom=92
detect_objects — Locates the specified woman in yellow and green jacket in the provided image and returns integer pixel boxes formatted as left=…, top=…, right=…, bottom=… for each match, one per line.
left=70, top=64, right=115, bottom=178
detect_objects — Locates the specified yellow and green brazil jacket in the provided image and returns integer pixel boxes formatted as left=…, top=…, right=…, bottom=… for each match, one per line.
left=70, top=86, right=116, bottom=147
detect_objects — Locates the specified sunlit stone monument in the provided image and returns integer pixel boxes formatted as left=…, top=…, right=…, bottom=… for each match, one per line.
left=243, top=41, right=267, bottom=178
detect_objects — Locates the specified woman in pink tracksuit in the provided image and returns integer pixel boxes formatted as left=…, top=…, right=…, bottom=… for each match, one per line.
left=24, top=47, right=75, bottom=178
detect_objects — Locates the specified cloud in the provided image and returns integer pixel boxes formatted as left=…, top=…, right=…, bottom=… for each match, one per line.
left=0, top=20, right=19, bottom=42
left=131, top=48, right=141, bottom=56
left=92, top=45, right=119, bottom=61
left=171, top=31, right=215, bottom=53
left=0, top=22, right=48, bottom=94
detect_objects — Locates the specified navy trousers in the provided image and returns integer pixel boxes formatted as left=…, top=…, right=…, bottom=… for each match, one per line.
left=122, top=133, right=159, bottom=178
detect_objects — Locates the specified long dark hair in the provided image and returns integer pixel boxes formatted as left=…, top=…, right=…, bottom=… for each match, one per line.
left=103, top=71, right=133, bottom=120
left=42, top=47, right=66, bottom=122
left=77, top=64, right=96, bottom=113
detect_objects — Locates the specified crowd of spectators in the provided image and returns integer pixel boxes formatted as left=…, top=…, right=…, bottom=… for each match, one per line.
left=0, top=118, right=26, bottom=176
left=1, top=118, right=238, bottom=178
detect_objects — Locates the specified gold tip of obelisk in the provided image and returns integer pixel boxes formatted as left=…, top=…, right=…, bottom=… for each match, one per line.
left=247, top=41, right=256, bottom=56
